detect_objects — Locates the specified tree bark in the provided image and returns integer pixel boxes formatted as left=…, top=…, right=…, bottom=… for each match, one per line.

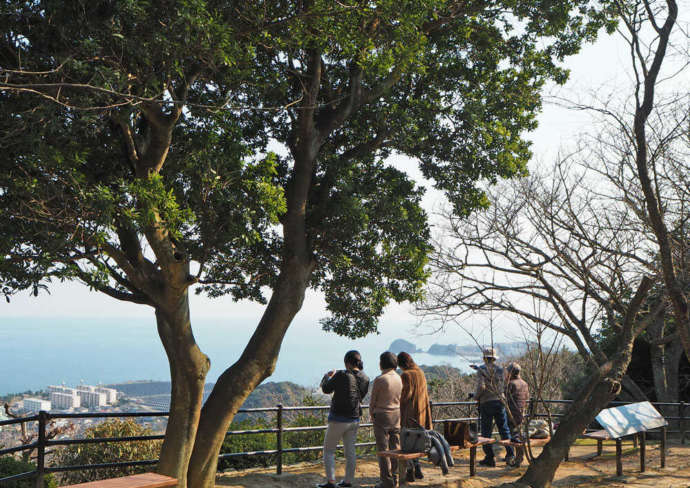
left=155, top=290, right=210, bottom=488
left=186, top=257, right=313, bottom=487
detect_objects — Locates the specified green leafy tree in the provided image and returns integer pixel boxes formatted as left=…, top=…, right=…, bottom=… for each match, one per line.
left=52, top=419, right=162, bottom=485
left=0, top=456, right=57, bottom=488
left=1, top=1, right=614, bottom=486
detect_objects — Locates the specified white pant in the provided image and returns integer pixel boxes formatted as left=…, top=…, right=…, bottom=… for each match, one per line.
left=323, top=420, right=359, bottom=482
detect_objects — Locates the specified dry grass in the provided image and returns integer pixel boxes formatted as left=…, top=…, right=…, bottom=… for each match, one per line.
left=215, top=441, right=690, bottom=488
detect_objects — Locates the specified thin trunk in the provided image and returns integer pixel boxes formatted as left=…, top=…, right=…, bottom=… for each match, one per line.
left=510, top=278, right=651, bottom=488
left=155, top=291, right=210, bottom=488
left=187, top=258, right=313, bottom=488
left=620, top=374, right=648, bottom=402
left=629, top=0, right=689, bottom=361
left=515, top=373, right=626, bottom=488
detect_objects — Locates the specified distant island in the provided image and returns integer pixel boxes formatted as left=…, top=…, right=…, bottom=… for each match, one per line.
left=388, top=339, right=529, bottom=359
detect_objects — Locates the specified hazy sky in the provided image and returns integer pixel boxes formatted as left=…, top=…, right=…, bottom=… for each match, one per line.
left=3, top=15, right=688, bottom=348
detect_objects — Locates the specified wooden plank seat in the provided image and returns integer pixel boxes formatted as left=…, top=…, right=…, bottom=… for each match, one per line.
left=498, top=437, right=551, bottom=467
left=378, top=437, right=496, bottom=486
left=378, top=445, right=474, bottom=486
left=62, top=472, right=177, bottom=488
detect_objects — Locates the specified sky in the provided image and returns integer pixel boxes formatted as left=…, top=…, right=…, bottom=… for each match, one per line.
left=3, top=12, right=688, bottom=350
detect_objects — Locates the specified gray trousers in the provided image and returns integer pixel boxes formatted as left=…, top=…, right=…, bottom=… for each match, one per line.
left=373, top=410, right=401, bottom=488
left=323, top=420, right=359, bottom=482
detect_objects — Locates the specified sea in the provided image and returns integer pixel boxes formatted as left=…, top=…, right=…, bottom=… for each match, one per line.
left=0, top=317, right=478, bottom=396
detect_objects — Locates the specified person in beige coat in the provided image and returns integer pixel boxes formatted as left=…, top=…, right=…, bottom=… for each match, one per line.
left=370, top=352, right=403, bottom=488
left=397, top=351, right=431, bottom=481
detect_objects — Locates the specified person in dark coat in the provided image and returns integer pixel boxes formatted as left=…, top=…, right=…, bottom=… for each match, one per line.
left=397, top=352, right=432, bottom=481
left=475, top=348, right=514, bottom=467
left=505, top=362, right=529, bottom=439
left=318, top=350, right=370, bottom=488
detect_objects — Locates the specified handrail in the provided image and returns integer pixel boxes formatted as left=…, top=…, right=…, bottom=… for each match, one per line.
left=0, top=398, right=687, bottom=484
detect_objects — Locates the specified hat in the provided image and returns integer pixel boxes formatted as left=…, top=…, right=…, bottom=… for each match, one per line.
left=507, top=362, right=521, bottom=373
left=482, top=348, right=498, bottom=359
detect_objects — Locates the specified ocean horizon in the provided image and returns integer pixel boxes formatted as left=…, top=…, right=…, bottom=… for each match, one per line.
left=1, top=317, right=478, bottom=396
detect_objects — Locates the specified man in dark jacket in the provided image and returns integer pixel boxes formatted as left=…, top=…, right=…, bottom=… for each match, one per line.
left=318, top=350, right=370, bottom=488
left=475, top=348, right=514, bottom=467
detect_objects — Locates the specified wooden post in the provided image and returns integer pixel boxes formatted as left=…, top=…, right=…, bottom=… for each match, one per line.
left=633, top=434, right=638, bottom=448
left=615, top=438, right=623, bottom=476
left=276, top=404, right=283, bottom=475
left=469, top=445, right=476, bottom=477
left=35, top=411, right=47, bottom=488
left=639, top=431, right=646, bottom=473
left=660, top=426, right=666, bottom=468
left=596, top=439, right=603, bottom=456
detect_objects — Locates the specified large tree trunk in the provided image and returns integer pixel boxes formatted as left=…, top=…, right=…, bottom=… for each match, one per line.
left=186, top=257, right=313, bottom=487
left=155, top=290, right=210, bottom=488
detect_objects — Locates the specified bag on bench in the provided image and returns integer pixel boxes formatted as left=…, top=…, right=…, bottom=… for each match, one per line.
left=401, top=427, right=431, bottom=453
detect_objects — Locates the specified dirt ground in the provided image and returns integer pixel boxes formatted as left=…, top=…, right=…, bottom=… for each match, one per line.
left=215, top=441, right=690, bottom=488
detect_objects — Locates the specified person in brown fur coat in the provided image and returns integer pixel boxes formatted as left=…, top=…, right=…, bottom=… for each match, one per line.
left=397, top=352, right=432, bottom=481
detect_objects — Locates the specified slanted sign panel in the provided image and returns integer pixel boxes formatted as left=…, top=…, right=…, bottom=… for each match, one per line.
left=595, top=401, right=668, bottom=439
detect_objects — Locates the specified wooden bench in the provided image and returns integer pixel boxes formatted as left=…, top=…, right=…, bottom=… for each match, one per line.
left=583, top=402, right=668, bottom=476
left=62, top=472, right=177, bottom=488
left=377, top=437, right=495, bottom=485
left=498, top=436, right=551, bottom=466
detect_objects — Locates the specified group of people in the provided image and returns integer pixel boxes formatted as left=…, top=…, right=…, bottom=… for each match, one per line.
left=474, top=347, right=529, bottom=467
left=316, top=347, right=529, bottom=488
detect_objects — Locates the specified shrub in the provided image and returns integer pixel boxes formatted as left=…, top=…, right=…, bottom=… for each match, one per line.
left=0, top=456, right=57, bottom=488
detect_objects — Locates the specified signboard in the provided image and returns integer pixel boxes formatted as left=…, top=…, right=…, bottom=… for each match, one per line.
left=595, top=401, right=668, bottom=439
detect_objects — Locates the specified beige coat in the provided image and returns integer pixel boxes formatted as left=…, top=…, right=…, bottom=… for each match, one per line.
left=400, top=366, right=432, bottom=429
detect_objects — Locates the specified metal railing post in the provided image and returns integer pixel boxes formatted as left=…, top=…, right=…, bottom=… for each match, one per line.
left=276, top=404, right=283, bottom=475
left=429, top=400, right=433, bottom=427
left=35, top=410, right=47, bottom=488
left=680, top=402, right=686, bottom=444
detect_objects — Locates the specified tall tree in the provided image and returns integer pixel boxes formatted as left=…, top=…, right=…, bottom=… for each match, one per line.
left=1, top=1, right=615, bottom=486
left=1, top=2, right=282, bottom=484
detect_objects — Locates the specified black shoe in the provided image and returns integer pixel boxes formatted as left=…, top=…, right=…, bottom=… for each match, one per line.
left=414, top=465, right=423, bottom=479
left=478, top=457, right=496, bottom=467
left=405, top=469, right=415, bottom=482
left=317, top=483, right=337, bottom=488
left=336, top=482, right=352, bottom=488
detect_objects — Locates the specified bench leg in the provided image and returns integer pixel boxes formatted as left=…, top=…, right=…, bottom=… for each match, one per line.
left=469, top=446, right=476, bottom=477
left=660, top=427, right=666, bottom=468
left=597, top=439, right=603, bottom=456
left=397, top=459, right=407, bottom=487
left=639, top=431, right=646, bottom=473
left=616, top=438, right=623, bottom=476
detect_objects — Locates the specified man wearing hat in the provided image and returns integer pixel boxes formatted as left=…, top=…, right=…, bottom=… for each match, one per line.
left=475, top=348, right=514, bottom=467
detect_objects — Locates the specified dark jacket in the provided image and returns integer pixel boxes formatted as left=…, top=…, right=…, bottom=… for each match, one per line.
left=321, top=369, right=370, bottom=419
left=475, top=363, right=505, bottom=404
left=506, top=377, right=529, bottom=426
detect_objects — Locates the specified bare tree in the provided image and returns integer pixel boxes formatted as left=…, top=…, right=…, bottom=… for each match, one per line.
left=419, top=158, right=658, bottom=398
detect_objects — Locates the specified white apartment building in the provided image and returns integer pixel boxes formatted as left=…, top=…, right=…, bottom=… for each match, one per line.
left=95, top=387, right=118, bottom=404
left=50, top=391, right=81, bottom=410
left=77, top=389, right=107, bottom=408
left=23, top=398, right=51, bottom=412
left=48, top=385, right=75, bottom=395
